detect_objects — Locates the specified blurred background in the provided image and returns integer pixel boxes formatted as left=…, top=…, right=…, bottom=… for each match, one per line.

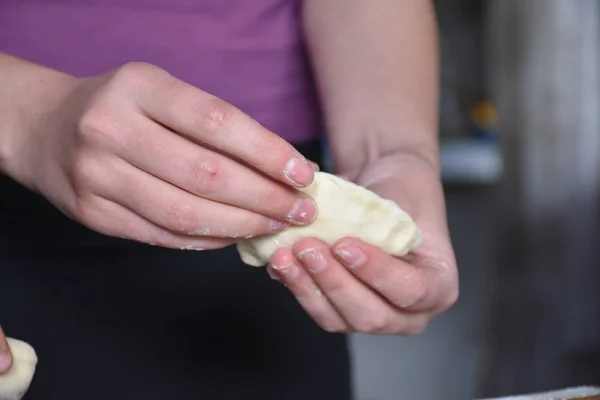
left=347, top=0, right=600, bottom=399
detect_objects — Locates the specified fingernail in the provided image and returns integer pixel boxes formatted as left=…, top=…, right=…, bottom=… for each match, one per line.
left=310, top=161, right=320, bottom=172
left=271, top=261, right=299, bottom=279
left=284, top=157, right=314, bottom=186
left=266, top=265, right=280, bottom=281
left=297, top=247, right=327, bottom=273
left=287, top=198, right=317, bottom=225
left=270, top=219, right=290, bottom=232
left=334, top=244, right=366, bottom=269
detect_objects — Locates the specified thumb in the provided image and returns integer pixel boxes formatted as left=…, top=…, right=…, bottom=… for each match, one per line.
left=0, top=326, right=13, bottom=373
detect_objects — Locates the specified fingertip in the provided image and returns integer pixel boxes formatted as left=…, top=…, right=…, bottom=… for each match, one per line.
left=266, top=264, right=281, bottom=281
left=287, top=197, right=318, bottom=225
left=283, top=157, right=315, bottom=187
left=0, top=352, right=12, bottom=374
left=269, top=248, right=300, bottom=279
left=270, top=247, right=294, bottom=268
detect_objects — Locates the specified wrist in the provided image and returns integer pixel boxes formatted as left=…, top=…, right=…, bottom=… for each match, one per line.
left=333, top=125, right=440, bottom=181
left=385, top=140, right=440, bottom=173
left=0, top=55, right=79, bottom=179
left=354, top=149, right=440, bottom=189
left=392, top=144, right=440, bottom=174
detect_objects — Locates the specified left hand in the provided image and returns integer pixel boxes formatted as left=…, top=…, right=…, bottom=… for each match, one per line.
left=267, top=151, right=458, bottom=335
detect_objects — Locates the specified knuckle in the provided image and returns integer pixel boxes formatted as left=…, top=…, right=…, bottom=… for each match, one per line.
left=164, top=202, right=199, bottom=234
left=108, top=62, right=169, bottom=103
left=191, top=97, right=237, bottom=133
left=113, top=61, right=160, bottom=83
left=318, top=279, right=345, bottom=298
left=357, top=311, right=389, bottom=334
left=401, top=269, right=429, bottom=308
left=77, top=106, right=120, bottom=147
left=187, top=158, right=222, bottom=196
left=243, top=215, right=271, bottom=237
left=324, top=281, right=346, bottom=296
left=71, top=193, right=98, bottom=227
left=69, top=153, right=103, bottom=197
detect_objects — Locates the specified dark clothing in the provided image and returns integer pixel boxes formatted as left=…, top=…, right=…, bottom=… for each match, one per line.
left=0, top=141, right=352, bottom=400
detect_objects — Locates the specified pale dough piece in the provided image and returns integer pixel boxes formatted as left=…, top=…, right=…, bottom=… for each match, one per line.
left=237, top=172, right=422, bottom=267
left=0, top=339, right=38, bottom=400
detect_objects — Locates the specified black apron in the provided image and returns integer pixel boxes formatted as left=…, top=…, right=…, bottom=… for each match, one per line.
left=0, top=141, right=351, bottom=400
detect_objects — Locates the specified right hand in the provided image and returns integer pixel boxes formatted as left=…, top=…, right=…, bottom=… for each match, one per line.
left=8, top=62, right=317, bottom=250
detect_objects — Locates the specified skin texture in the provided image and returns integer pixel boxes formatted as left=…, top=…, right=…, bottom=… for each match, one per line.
left=264, top=0, right=459, bottom=335
left=0, top=57, right=319, bottom=250
left=0, top=0, right=458, bottom=370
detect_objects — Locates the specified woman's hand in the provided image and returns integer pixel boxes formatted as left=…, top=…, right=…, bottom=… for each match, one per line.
left=4, top=61, right=318, bottom=249
left=267, top=151, right=458, bottom=335
left=0, top=326, right=12, bottom=373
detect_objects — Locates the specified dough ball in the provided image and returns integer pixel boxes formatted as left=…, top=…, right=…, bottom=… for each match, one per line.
left=237, top=172, right=422, bottom=267
left=0, top=338, right=38, bottom=400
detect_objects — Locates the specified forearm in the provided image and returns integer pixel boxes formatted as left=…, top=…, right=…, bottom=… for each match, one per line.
left=0, top=53, right=76, bottom=176
left=303, top=0, right=439, bottom=175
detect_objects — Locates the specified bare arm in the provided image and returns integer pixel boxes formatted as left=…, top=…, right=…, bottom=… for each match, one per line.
left=0, top=52, right=319, bottom=249
left=302, top=0, right=439, bottom=175
left=0, top=53, right=76, bottom=178
left=270, top=1, right=457, bottom=335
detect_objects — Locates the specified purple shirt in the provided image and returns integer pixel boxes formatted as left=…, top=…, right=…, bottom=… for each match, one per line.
left=0, top=0, right=321, bottom=143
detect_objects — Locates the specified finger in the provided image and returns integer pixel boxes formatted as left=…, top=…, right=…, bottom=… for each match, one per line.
left=79, top=195, right=234, bottom=250
left=135, top=75, right=315, bottom=187
left=89, top=156, right=289, bottom=238
left=268, top=249, right=350, bottom=333
left=332, top=238, right=439, bottom=311
left=293, top=239, right=406, bottom=334
left=0, top=326, right=13, bottom=373
left=114, top=117, right=317, bottom=225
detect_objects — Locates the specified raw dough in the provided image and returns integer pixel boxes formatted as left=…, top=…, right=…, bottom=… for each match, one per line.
left=237, top=172, right=422, bottom=267
left=0, top=339, right=38, bottom=400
